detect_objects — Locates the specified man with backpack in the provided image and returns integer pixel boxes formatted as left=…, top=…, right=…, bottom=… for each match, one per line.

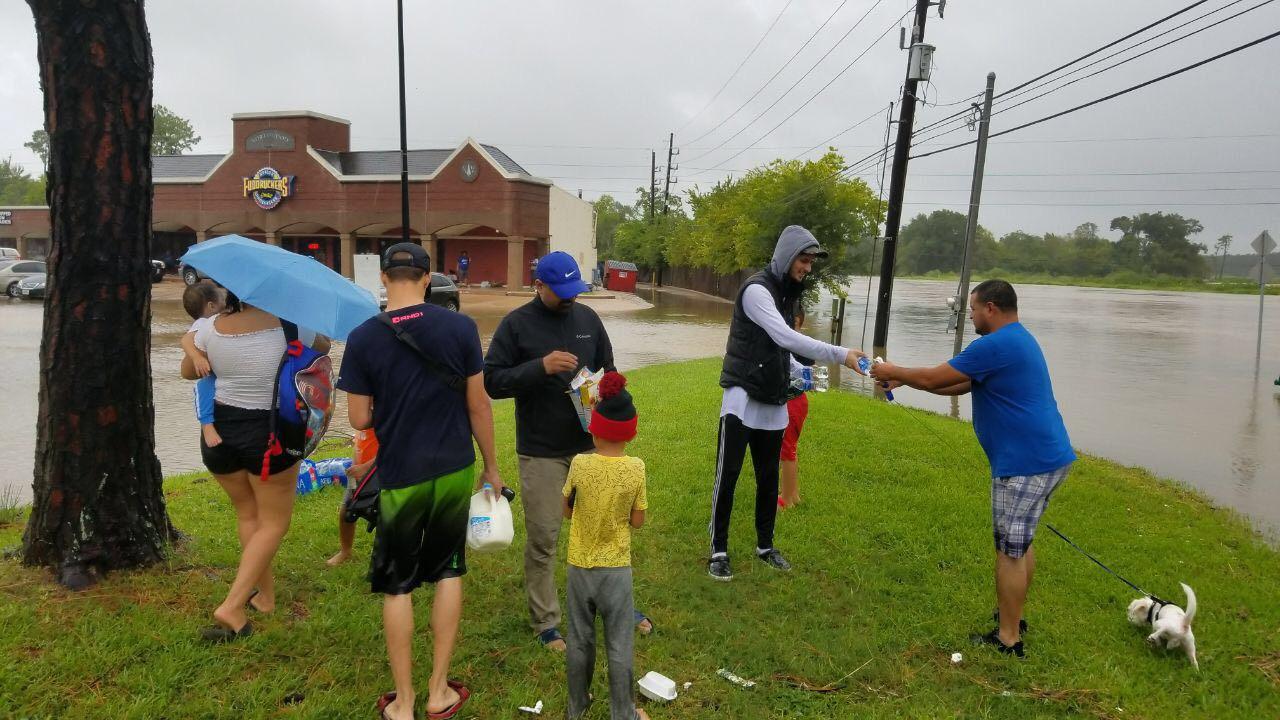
left=338, top=242, right=504, bottom=720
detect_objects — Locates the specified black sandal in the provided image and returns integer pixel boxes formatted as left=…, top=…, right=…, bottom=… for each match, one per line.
left=246, top=589, right=268, bottom=613
left=201, top=621, right=253, bottom=644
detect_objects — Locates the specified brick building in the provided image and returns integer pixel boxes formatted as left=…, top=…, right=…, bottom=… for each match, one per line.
left=0, top=110, right=597, bottom=288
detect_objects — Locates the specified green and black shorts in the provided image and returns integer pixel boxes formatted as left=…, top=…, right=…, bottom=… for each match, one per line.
left=370, top=464, right=473, bottom=595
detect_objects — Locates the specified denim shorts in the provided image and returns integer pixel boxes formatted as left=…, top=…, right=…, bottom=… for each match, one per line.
left=991, top=464, right=1071, bottom=558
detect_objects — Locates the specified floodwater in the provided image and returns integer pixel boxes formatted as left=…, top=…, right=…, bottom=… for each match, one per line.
left=1, top=279, right=1277, bottom=538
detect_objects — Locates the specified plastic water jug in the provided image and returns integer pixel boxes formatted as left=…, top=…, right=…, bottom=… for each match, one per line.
left=467, top=484, right=514, bottom=553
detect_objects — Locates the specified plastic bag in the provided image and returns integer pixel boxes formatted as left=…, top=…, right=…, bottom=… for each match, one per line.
left=467, top=485, right=514, bottom=553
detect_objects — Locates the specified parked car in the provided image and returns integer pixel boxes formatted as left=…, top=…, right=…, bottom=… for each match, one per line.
left=151, top=259, right=167, bottom=283
left=0, top=247, right=20, bottom=262
left=180, top=262, right=208, bottom=285
left=369, top=273, right=460, bottom=312
left=2, top=260, right=47, bottom=297
left=16, top=274, right=45, bottom=299
left=429, top=272, right=461, bottom=311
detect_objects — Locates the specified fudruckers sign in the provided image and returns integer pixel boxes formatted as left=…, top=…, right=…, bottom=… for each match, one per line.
left=243, top=167, right=295, bottom=210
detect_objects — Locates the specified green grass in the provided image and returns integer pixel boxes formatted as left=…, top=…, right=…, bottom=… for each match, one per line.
left=903, top=270, right=1280, bottom=295
left=2, top=358, right=1279, bottom=718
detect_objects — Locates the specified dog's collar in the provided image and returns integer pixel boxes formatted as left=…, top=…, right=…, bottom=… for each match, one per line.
left=1146, top=598, right=1167, bottom=625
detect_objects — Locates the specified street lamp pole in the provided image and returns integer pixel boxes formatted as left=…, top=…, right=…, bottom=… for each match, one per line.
left=397, top=0, right=410, bottom=246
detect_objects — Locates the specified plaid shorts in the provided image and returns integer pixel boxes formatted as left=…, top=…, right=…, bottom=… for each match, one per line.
left=991, top=464, right=1071, bottom=558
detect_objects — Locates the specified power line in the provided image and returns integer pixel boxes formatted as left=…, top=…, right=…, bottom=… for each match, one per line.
left=689, top=8, right=909, bottom=173
left=683, top=0, right=852, bottom=145
left=789, top=104, right=891, bottom=161
left=676, top=0, right=798, bottom=134
left=910, top=28, right=1280, bottom=161
left=996, top=0, right=1216, bottom=101
left=989, top=0, right=1275, bottom=123
left=684, top=0, right=898, bottom=164
left=908, top=0, right=1224, bottom=142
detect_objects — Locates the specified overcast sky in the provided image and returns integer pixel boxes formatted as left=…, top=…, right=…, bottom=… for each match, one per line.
left=2, top=0, right=1277, bottom=252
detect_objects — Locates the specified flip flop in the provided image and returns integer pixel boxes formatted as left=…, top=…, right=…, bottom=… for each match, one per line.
left=375, top=691, right=399, bottom=719
left=537, top=627, right=565, bottom=648
left=200, top=621, right=253, bottom=644
left=245, top=588, right=266, bottom=612
left=634, top=610, right=654, bottom=635
left=426, top=683, right=470, bottom=720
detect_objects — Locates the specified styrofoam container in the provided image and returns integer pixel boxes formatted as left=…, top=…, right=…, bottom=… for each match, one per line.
left=637, top=672, right=677, bottom=702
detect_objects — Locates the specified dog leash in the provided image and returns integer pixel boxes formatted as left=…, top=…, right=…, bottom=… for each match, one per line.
left=1042, top=523, right=1169, bottom=605
left=871, top=386, right=1171, bottom=605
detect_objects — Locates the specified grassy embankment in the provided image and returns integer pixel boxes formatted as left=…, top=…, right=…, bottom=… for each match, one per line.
left=903, top=270, right=1280, bottom=295
left=2, top=358, right=1279, bottom=718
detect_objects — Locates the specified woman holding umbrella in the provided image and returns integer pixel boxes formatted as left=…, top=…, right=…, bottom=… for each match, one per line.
left=181, top=290, right=330, bottom=640
left=178, top=236, right=377, bottom=641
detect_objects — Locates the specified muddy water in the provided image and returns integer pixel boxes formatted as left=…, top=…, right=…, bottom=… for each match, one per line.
left=1, top=279, right=1277, bottom=537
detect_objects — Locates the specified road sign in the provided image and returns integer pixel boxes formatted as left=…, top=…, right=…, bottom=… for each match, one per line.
left=1252, top=230, right=1276, bottom=255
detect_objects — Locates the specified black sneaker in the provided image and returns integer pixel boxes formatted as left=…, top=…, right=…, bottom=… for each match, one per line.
left=708, top=556, right=733, bottom=581
left=992, top=610, right=1029, bottom=634
left=756, top=549, right=792, bottom=572
left=971, top=628, right=1025, bottom=658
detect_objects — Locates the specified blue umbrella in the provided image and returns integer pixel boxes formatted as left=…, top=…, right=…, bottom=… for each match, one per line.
left=180, top=234, right=379, bottom=340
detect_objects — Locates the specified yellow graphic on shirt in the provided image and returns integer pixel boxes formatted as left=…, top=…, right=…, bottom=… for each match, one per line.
left=562, top=453, right=647, bottom=568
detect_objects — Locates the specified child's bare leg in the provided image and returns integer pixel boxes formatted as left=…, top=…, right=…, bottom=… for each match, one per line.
left=327, top=509, right=356, bottom=566
left=780, top=459, right=800, bottom=506
left=201, top=423, right=223, bottom=448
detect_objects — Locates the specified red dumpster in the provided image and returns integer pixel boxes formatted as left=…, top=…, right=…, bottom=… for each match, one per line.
left=604, top=260, right=638, bottom=293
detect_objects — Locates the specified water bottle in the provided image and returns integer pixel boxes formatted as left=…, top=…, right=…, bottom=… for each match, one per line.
left=856, top=356, right=894, bottom=401
left=813, top=365, right=829, bottom=392
left=789, top=367, right=813, bottom=395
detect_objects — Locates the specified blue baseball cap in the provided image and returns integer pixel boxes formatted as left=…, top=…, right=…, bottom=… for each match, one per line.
left=535, top=251, right=590, bottom=299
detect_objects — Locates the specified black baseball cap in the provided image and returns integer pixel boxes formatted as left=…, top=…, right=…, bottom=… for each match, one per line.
left=382, top=242, right=432, bottom=272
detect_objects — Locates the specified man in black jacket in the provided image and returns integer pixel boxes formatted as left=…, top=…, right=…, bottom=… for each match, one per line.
left=484, top=251, right=617, bottom=650
left=709, top=226, right=863, bottom=581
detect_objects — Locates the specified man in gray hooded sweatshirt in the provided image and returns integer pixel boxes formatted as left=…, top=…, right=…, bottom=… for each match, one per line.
left=709, top=225, right=863, bottom=580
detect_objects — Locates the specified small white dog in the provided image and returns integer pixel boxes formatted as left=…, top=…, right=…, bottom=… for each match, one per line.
left=1127, top=582, right=1199, bottom=670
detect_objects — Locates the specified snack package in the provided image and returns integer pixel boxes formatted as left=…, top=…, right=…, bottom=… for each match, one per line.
left=566, top=367, right=604, bottom=431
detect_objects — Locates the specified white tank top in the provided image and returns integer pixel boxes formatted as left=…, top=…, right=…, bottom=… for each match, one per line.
left=195, top=324, right=287, bottom=410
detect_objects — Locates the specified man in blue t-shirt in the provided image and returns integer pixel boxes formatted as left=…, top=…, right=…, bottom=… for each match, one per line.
left=870, top=279, right=1074, bottom=659
left=338, top=242, right=504, bottom=720
left=457, top=250, right=470, bottom=287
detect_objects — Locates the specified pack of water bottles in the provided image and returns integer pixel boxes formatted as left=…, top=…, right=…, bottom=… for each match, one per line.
left=788, top=365, right=830, bottom=394
left=296, top=457, right=354, bottom=496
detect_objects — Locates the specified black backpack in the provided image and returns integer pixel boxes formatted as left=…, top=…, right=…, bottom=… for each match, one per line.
left=341, top=311, right=467, bottom=530
left=343, top=465, right=381, bottom=531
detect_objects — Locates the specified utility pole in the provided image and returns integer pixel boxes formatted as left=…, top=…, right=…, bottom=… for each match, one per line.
left=871, top=0, right=938, bottom=373
left=663, top=132, right=677, bottom=214
left=952, top=72, right=996, bottom=358
left=648, top=150, right=657, bottom=223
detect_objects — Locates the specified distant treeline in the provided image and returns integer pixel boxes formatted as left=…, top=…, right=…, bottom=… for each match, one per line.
left=895, top=209, right=1273, bottom=281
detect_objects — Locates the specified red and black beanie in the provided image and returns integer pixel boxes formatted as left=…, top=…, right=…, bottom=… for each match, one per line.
left=589, top=371, right=638, bottom=442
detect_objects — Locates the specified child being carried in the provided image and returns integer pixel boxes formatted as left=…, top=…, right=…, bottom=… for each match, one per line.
left=181, top=281, right=226, bottom=448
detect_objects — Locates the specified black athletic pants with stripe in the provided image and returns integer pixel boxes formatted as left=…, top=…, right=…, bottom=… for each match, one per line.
left=709, top=413, right=784, bottom=556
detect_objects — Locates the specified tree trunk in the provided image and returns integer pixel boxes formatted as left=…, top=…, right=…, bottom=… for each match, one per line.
left=22, top=0, right=174, bottom=588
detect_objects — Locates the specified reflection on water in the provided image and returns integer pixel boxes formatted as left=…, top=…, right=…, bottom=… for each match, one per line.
left=1, top=279, right=1276, bottom=538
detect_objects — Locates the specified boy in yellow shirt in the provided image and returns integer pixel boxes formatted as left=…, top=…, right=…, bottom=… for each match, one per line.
left=562, top=371, right=650, bottom=720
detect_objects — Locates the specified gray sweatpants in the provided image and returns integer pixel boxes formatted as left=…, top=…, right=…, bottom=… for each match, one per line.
left=566, top=565, right=636, bottom=720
